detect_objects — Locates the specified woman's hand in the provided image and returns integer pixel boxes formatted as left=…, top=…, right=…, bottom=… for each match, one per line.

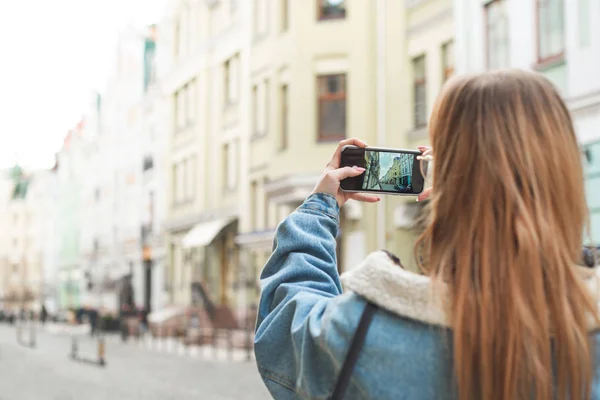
left=417, top=145, right=432, bottom=202
left=312, top=138, right=381, bottom=207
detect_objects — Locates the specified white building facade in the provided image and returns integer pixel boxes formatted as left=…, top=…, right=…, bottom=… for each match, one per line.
left=454, top=0, right=600, bottom=244
left=77, top=25, right=167, bottom=314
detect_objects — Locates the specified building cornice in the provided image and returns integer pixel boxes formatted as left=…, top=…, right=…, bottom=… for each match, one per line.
left=567, top=89, right=600, bottom=113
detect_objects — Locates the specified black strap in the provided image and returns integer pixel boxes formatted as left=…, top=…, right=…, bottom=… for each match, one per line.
left=331, top=302, right=377, bottom=400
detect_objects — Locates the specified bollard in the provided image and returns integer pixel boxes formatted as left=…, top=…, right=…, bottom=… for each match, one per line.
left=227, top=330, right=233, bottom=361
left=71, top=337, right=78, bottom=359
left=213, top=329, right=218, bottom=359
left=97, top=336, right=105, bottom=366
left=29, top=319, right=36, bottom=348
left=246, top=329, right=252, bottom=362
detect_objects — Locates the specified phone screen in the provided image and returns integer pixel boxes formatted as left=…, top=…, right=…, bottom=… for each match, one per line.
left=340, top=146, right=425, bottom=195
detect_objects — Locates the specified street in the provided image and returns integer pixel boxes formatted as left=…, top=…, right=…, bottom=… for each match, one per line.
left=378, top=183, right=397, bottom=191
left=0, top=325, right=269, bottom=400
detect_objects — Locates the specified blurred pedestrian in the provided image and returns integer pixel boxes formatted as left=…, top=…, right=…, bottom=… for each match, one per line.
left=89, top=308, right=98, bottom=337
left=254, top=71, right=600, bottom=400
left=40, top=305, right=48, bottom=326
left=139, top=308, right=149, bottom=336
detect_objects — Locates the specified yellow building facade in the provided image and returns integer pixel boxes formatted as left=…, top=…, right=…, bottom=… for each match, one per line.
left=161, top=0, right=455, bottom=321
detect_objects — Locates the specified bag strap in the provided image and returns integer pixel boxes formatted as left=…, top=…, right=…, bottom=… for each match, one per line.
left=331, top=302, right=377, bottom=400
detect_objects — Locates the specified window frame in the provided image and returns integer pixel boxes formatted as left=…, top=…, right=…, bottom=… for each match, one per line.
left=535, top=0, right=565, bottom=66
left=412, top=55, right=427, bottom=129
left=280, top=0, right=289, bottom=32
left=317, top=73, right=347, bottom=142
left=484, top=0, right=510, bottom=70
left=317, top=0, right=346, bottom=21
left=224, top=55, right=239, bottom=107
left=441, top=40, right=454, bottom=83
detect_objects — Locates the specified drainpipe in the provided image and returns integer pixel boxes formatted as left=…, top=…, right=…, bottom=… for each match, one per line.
left=376, top=0, right=387, bottom=250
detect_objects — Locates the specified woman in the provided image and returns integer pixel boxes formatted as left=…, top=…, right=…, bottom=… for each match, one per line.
left=254, top=70, right=600, bottom=400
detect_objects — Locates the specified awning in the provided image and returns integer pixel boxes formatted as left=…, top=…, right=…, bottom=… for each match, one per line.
left=182, top=217, right=236, bottom=248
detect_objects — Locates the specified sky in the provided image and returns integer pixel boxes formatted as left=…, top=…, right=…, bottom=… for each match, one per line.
left=378, top=152, right=395, bottom=178
left=0, top=0, right=164, bottom=170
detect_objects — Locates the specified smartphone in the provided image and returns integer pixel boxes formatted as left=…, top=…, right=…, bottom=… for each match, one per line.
left=340, top=145, right=425, bottom=195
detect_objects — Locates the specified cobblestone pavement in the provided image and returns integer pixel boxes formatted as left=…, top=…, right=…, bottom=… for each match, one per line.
left=0, top=324, right=270, bottom=400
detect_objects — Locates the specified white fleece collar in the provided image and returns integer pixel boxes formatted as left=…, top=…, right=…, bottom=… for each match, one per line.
left=341, top=251, right=600, bottom=330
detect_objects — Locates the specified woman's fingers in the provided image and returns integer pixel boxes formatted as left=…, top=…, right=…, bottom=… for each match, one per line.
left=328, top=166, right=365, bottom=181
left=417, top=145, right=430, bottom=152
left=417, top=187, right=433, bottom=202
left=327, top=138, right=368, bottom=170
left=350, top=193, right=380, bottom=203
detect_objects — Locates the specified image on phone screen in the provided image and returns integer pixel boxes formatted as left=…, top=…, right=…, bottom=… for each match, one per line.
left=340, top=146, right=425, bottom=195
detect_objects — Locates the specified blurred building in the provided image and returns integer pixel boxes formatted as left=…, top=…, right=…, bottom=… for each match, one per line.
left=364, top=152, right=381, bottom=189
left=56, top=125, right=87, bottom=309
left=158, top=0, right=455, bottom=324
left=0, top=166, right=57, bottom=313
left=381, top=154, right=413, bottom=188
left=139, top=25, right=169, bottom=313
left=76, top=25, right=167, bottom=315
left=454, top=0, right=600, bottom=245
left=28, top=169, right=60, bottom=314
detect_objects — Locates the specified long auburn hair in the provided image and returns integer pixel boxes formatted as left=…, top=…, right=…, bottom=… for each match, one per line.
left=416, top=70, right=599, bottom=400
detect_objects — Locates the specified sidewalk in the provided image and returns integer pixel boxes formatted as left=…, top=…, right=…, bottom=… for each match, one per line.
left=104, top=332, right=256, bottom=363
left=39, top=322, right=256, bottom=363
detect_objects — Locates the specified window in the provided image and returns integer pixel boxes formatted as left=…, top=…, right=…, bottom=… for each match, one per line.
left=185, top=157, right=196, bottom=201
left=250, top=181, right=258, bottom=229
left=280, top=0, right=289, bottom=32
left=174, top=80, right=196, bottom=132
left=578, top=0, right=591, bottom=48
left=253, top=80, right=269, bottom=136
left=143, top=156, right=154, bottom=171
left=254, top=0, right=268, bottom=37
left=186, top=80, right=196, bottom=126
left=223, top=141, right=238, bottom=190
left=174, top=20, right=180, bottom=57
left=317, top=74, right=347, bottom=141
left=536, top=0, right=565, bottom=63
left=280, top=84, right=289, bottom=150
left=413, top=56, right=427, bottom=129
left=173, top=158, right=195, bottom=204
left=441, top=41, right=454, bottom=83
left=176, top=10, right=189, bottom=59
left=485, top=0, right=509, bottom=70
left=318, top=0, right=346, bottom=20
left=175, top=90, right=185, bottom=131
left=224, top=55, right=239, bottom=106
left=176, top=163, right=184, bottom=203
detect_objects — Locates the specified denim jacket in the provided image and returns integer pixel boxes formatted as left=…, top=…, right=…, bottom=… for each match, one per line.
left=255, top=193, right=600, bottom=400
